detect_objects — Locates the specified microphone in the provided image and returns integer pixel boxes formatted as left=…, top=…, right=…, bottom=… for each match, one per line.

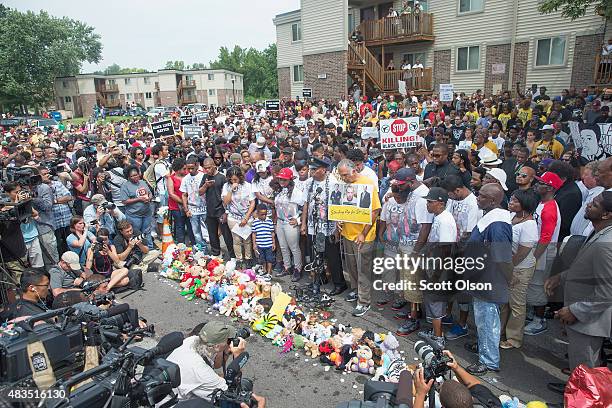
left=315, top=187, right=323, bottom=194
left=395, top=370, right=414, bottom=408
left=141, top=331, right=184, bottom=361
left=100, top=303, right=129, bottom=318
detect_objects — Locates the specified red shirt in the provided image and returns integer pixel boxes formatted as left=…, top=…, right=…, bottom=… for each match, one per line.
left=168, top=174, right=183, bottom=211
left=71, top=170, right=90, bottom=202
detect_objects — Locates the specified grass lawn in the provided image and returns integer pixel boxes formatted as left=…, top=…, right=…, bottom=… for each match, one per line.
left=64, top=115, right=135, bottom=125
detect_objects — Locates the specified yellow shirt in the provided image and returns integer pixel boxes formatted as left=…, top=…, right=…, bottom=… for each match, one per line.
left=471, top=140, right=499, bottom=155
left=532, top=140, right=564, bottom=159
left=517, top=108, right=532, bottom=126
left=341, top=175, right=381, bottom=242
left=466, top=110, right=480, bottom=123
left=497, top=113, right=511, bottom=131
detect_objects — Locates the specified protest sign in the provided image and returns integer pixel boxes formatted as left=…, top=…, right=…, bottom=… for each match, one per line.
left=439, top=84, right=454, bottom=102
left=302, top=88, right=312, bottom=98
left=151, top=120, right=175, bottom=138
left=568, top=121, right=612, bottom=161
left=398, top=80, right=407, bottom=97
left=328, top=183, right=373, bottom=224
left=295, top=117, right=307, bottom=128
left=379, top=117, right=423, bottom=149
left=195, top=111, right=209, bottom=121
left=183, top=125, right=203, bottom=139
left=361, top=127, right=379, bottom=140
left=265, top=100, right=280, bottom=111
left=180, top=115, right=193, bottom=126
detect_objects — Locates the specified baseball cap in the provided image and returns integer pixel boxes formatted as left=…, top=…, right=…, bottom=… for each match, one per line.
left=309, top=157, right=331, bottom=169
left=486, top=168, right=508, bottom=191
left=61, top=251, right=82, bottom=271
left=255, top=160, right=269, bottom=173
left=387, top=160, right=402, bottom=173
left=535, top=171, right=563, bottom=190
left=424, top=186, right=449, bottom=203
left=277, top=167, right=294, bottom=180
left=393, top=168, right=416, bottom=185
left=256, top=136, right=266, bottom=148
left=90, top=194, right=106, bottom=206
left=230, top=153, right=241, bottom=161
left=199, top=321, right=236, bottom=345
left=281, top=147, right=293, bottom=155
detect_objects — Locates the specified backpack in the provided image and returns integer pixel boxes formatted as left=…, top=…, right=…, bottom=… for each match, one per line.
left=143, top=159, right=165, bottom=195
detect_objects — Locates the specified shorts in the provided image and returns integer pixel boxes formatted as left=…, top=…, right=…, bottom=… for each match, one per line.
left=424, top=299, right=447, bottom=320
left=258, top=247, right=275, bottom=263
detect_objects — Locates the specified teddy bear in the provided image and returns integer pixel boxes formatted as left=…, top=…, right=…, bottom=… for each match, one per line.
left=350, top=345, right=375, bottom=375
left=351, top=327, right=365, bottom=344
left=380, top=332, right=401, bottom=360
left=304, top=341, right=320, bottom=358
left=320, top=336, right=342, bottom=367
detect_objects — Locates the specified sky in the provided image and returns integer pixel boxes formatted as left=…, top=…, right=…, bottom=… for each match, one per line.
left=4, top=0, right=300, bottom=73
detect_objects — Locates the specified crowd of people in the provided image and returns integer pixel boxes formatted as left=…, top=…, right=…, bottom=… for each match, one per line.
left=0, top=84, right=611, bottom=395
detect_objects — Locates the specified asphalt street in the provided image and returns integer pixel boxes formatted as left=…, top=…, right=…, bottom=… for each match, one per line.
left=124, top=269, right=569, bottom=408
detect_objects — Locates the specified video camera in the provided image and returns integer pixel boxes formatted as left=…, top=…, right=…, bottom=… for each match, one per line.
left=5, top=167, right=42, bottom=187
left=414, top=334, right=452, bottom=382
left=211, top=352, right=256, bottom=408
left=41, top=159, right=67, bottom=179
left=0, top=195, right=33, bottom=222
left=335, top=371, right=414, bottom=408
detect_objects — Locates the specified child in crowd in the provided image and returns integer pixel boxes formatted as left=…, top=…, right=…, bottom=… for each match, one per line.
left=251, top=204, right=276, bottom=275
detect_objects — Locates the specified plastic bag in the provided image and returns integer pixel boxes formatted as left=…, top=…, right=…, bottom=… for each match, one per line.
left=565, top=364, right=612, bottom=408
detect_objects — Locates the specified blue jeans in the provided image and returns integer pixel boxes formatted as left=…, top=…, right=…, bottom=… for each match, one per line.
left=473, top=299, right=501, bottom=370
left=189, top=213, right=209, bottom=252
left=170, top=209, right=187, bottom=244
left=125, top=213, right=153, bottom=249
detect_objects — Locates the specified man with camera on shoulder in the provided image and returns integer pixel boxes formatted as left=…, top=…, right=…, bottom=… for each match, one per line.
left=83, top=194, right=126, bottom=239
left=413, top=350, right=501, bottom=408
left=162, top=321, right=265, bottom=407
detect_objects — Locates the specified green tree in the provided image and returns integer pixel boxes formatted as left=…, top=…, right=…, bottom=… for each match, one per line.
left=164, top=60, right=186, bottom=70
left=189, top=62, right=207, bottom=70
left=0, top=6, right=101, bottom=111
left=538, top=0, right=612, bottom=20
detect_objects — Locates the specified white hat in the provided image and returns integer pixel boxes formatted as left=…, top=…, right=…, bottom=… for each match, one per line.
left=541, top=124, right=554, bottom=131
left=256, top=136, right=266, bottom=148
left=486, top=168, right=508, bottom=191
left=61, top=251, right=82, bottom=271
left=478, top=148, right=502, bottom=166
left=255, top=160, right=269, bottom=172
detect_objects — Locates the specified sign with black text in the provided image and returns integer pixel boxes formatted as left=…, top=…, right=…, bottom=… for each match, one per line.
left=151, top=120, right=175, bottom=138
left=180, top=115, right=193, bottom=126
left=302, top=88, right=312, bottom=98
left=265, top=100, right=280, bottom=111
left=379, top=117, right=423, bottom=149
left=195, top=111, right=209, bottom=122
left=183, top=125, right=203, bottom=139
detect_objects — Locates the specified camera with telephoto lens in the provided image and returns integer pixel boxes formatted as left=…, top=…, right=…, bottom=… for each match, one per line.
left=228, top=327, right=251, bottom=347
left=414, top=336, right=452, bottom=382
left=124, top=250, right=144, bottom=270
left=98, top=201, right=116, bottom=211
left=211, top=352, right=256, bottom=408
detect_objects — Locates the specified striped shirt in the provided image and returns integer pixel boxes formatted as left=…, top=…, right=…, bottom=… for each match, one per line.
left=251, top=218, right=274, bottom=248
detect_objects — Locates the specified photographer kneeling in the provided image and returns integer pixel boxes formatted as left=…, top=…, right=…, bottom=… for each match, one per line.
left=86, top=228, right=129, bottom=291
left=114, top=219, right=160, bottom=272
left=83, top=194, right=126, bottom=239
left=413, top=350, right=501, bottom=408
left=162, top=321, right=265, bottom=407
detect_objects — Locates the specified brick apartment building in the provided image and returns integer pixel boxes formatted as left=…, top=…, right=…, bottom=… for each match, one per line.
left=274, top=0, right=611, bottom=101
left=54, top=69, right=244, bottom=118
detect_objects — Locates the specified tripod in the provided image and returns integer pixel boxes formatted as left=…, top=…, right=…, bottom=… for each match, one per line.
left=303, top=188, right=327, bottom=295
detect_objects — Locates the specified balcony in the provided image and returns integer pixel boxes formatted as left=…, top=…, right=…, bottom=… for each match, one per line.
left=355, top=12, right=434, bottom=46
left=383, top=68, right=432, bottom=92
left=594, top=55, right=612, bottom=85
left=98, top=96, right=121, bottom=108
left=180, top=94, right=197, bottom=104
left=98, top=83, right=119, bottom=93
left=179, top=79, right=196, bottom=89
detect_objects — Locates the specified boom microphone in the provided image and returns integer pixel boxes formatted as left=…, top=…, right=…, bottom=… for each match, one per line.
left=100, top=303, right=129, bottom=318
left=140, top=331, right=184, bottom=361
left=395, top=370, right=414, bottom=408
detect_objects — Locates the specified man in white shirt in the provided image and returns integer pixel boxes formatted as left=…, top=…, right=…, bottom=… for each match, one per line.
left=571, top=161, right=604, bottom=236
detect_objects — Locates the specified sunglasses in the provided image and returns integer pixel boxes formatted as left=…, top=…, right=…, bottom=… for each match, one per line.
left=517, top=173, right=529, bottom=177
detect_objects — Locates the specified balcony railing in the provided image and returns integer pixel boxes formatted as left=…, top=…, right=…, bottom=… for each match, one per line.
left=180, top=94, right=197, bottom=104
left=595, top=55, right=612, bottom=85
left=99, top=97, right=121, bottom=108
left=99, top=83, right=119, bottom=93
left=383, top=68, right=432, bottom=91
left=179, top=80, right=196, bottom=88
left=356, top=12, right=434, bottom=45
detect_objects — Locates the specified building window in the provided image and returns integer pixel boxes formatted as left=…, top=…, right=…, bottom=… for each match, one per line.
left=535, top=36, right=566, bottom=66
left=208, top=74, right=214, bottom=80
left=457, top=46, right=480, bottom=71
left=126, top=93, right=132, bottom=100
left=402, top=52, right=426, bottom=66
left=145, top=92, right=152, bottom=99
left=208, top=89, right=216, bottom=96
left=459, top=0, right=484, bottom=13
left=293, top=65, right=304, bottom=82
left=64, top=96, right=72, bottom=103
left=292, top=22, right=302, bottom=42
left=62, top=81, right=68, bottom=88
left=124, top=78, right=131, bottom=85
left=144, top=77, right=151, bottom=84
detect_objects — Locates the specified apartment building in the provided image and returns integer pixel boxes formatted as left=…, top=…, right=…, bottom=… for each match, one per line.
left=274, top=0, right=609, bottom=101
left=54, top=69, right=244, bottom=118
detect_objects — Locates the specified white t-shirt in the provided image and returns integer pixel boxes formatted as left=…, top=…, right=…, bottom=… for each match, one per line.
left=446, top=192, right=479, bottom=239
left=154, top=160, right=169, bottom=197
left=180, top=172, right=206, bottom=215
left=164, top=336, right=227, bottom=402
left=222, top=182, right=255, bottom=220
left=510, top=218, right=539, bottom=269
left=429, top=210, right=458, bottom=243
left=274, top=187, right=305, bottom=224
left=360, top=165, right=379, bottom=186
left=381, top=192, right=432, bottom=250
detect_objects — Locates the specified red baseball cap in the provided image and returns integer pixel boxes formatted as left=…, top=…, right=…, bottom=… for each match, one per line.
left=535, top=172, right=563, bottom=190
left=277, top=168, right=294, bottom=180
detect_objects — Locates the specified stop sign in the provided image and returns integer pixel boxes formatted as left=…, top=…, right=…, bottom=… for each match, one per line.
left=390, top=119, right=408, bottom=136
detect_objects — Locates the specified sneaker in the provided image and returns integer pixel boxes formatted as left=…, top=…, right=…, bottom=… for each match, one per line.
left=396, top=319, right=420, bottom=336
left=352, top=304, right=371, bottom=317
left=376, top=296, right=392, bottom=307
left=390, top=299, right=408, bottom=311
left=446, top=324, right=468, bottom=340
left=345, top=291, right=358, bottom=302
left=274, top=268, right=290, bottom=278
left=418, top=329, right=446, bottom=349
left=466, top=362, right=499, bottom=376
left=394, top=311, right=411, bottom=320
left=524, top=318, right=548, bottom=336
left=291, top=268, right=302, bottom=282
left=441, top=315, right=454, bottom=325
left=526, top=307, right=534, bottom=322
